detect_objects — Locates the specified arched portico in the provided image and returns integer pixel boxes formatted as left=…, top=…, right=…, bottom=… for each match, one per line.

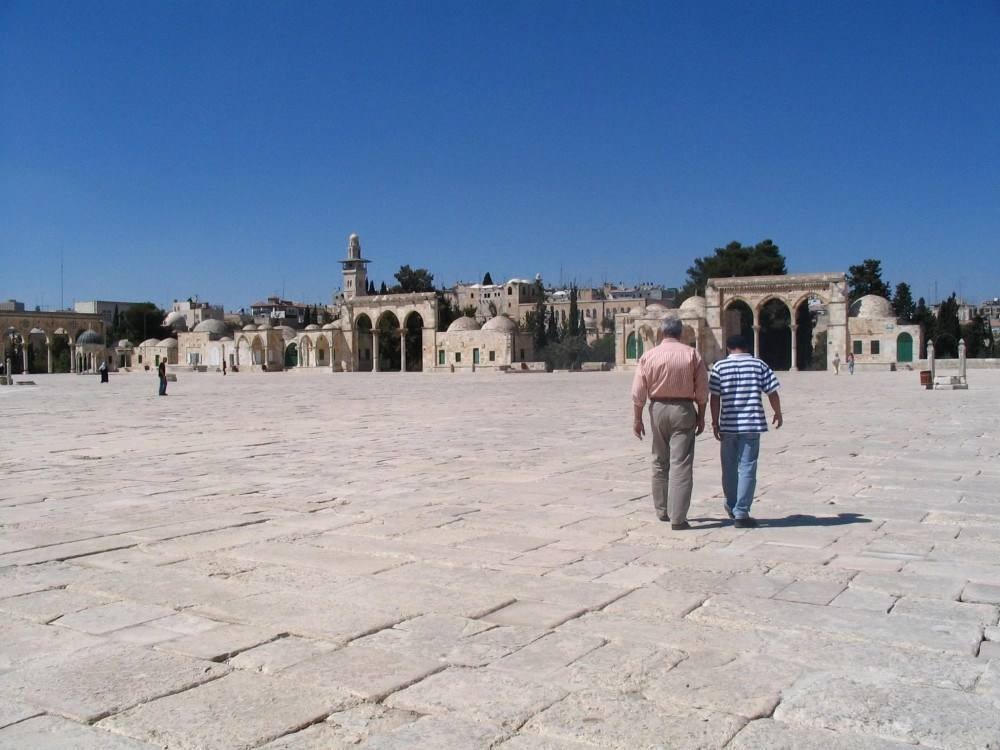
left=705, top=273, right=848, bottom=370
left=376, top=311, right=401, bottom=372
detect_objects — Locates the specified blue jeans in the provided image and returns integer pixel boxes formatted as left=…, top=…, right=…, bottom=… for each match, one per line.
left=721, top=433, right=760, bottom=520
left=158, top=377, right=167, bottom=396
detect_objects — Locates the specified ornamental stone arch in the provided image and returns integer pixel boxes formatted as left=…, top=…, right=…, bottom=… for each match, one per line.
left=705, top=273, right=847, bottom=371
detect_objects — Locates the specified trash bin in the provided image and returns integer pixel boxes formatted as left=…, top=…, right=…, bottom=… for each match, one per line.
left=919, top=370, right=932, bottom=388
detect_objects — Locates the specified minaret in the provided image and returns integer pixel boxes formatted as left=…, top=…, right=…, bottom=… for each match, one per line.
left=341, top=233, right=370, bottom=299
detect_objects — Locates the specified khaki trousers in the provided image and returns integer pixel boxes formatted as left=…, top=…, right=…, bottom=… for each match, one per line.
left=648, top=400, right=697, bottom=522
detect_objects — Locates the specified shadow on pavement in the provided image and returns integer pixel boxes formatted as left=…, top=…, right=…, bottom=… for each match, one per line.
left=690, top=513, right=871, bottom=529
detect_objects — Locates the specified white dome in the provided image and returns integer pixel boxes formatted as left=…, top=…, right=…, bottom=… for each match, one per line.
left=164, top=311, right=186, bottom=326
left=321, top=322, right=337, bottom=330
left=447, top=316, right=481, bottom=332
left=850, top=295, right=894, bottom=319
left=482, top=315, right=517, bottom=333
left=276, top=325, right=296, bottom=340
left=160, top=338, right=178, bottom=348
left=304, top=324, right=320, bottom=331
left=117, top=339, right=133, bottom=348
left=644, top=303, right=669, bottom=316
left=193, top=319, right=228, bottom=336
left=139, top=338, right=161, bottom=347
left=241, top=324, right=258, bottom=331
left=76, top=329, right=103, bottom=345
left=679, top=295, right=707, bottom=316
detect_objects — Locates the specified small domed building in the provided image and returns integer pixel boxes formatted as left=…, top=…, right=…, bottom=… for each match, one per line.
left=177, top=318, right=233, bottom=370
left=848, top=294, right=922, bottom=368
left=133, top=337, right=178, bottom=369
left=433, top=314, right=534, bottom=370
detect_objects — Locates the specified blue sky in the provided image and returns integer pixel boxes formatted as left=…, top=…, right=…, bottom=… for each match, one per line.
left=2, top=1, right=998, bottom=311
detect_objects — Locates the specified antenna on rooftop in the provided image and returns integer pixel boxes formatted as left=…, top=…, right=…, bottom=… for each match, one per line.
left=60, top=250, right=64, bottom=310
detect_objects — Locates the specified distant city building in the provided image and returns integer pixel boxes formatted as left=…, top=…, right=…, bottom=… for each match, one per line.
left=977, top=297, right=1000, bottom=321
left=249, top=296, right=313, bottom=327
left=0, top=299, right=25, bottom=312
left=73, top=300, right=143, bottom=326
left=932, top=298, right=977, bottom=324
left=166, top=297, right=224, bottom=330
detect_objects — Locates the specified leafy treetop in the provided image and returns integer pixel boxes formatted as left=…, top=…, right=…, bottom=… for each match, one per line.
left=679, top=240, right=786, bottom=302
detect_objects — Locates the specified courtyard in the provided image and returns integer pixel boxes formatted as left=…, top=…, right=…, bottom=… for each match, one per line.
left=1, top=368, right=999, bottom=748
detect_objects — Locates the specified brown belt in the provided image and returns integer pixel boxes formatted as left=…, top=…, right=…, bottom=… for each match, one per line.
left=650, top=397, right=694, bottom=404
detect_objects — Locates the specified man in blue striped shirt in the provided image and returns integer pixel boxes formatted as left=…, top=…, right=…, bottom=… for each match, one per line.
left=708, top=335, right=783, bottom=528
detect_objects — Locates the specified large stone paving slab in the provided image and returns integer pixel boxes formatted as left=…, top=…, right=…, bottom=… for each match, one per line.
left=2, top=369, right=1000, bottom=747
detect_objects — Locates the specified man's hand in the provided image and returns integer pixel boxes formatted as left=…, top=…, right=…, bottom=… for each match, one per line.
left=633, top=418, right=645, bottom=440
left=695, top=414, right=705, bottom=436
left=772, top=412, right=783, bottom=429
left=712, top=422, right=721, bottom=441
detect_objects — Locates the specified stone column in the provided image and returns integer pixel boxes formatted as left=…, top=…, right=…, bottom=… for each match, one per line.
left=790, top=324, right=798, bottom=371
left=70, top=345, right=76, bottom=373
left=752, top=326, right=761, bottom=357
left=927, top=340, right=935, bottom=381
left=958, top=338, right=967, bottom=380
left=372, top=331, right=380, bottom=372
left=47, top=340, right=53, bottom=374
left=22, top=341, right=29, bottom=374
left=399, top=328, right=407, bottom=372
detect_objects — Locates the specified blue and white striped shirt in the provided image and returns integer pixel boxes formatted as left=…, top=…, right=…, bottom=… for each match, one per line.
left=709, top=354, right=780, bottom=433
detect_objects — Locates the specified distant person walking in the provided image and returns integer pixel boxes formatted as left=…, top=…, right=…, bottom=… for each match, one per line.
left=99, top=359, right=109, bottom=383
left=709, top=335, right=783, bottom=529
left=222, top=360, right=227, bottom=376
left=832, top=352, right=840, bottom=375
left=846, top=352, right=855, bottom=375
left=157, top=361, right=167, bottom=396
left=631, top=316, right=708, bottom=530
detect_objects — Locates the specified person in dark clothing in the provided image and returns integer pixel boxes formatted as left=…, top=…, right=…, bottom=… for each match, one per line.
left=158, top=361, right=167, bottom=396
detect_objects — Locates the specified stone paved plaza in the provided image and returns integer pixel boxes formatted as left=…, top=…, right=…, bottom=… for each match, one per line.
left=1, top=369, right=999, bottom=749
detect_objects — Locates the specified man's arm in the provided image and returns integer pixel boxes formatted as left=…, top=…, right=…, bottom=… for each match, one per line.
left=710, top=394, right=722, bottom=440
left=633, top=401, right=645, bottom=440
left=693, top=355, right=708, bottom=436
left=768, top=392, right=782, bottom=428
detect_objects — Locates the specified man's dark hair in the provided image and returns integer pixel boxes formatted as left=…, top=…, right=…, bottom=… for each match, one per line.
left=726, top=335, right=749, bottom=351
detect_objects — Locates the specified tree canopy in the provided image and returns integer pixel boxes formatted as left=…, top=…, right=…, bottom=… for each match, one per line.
left=392, top=265, right=435, bottom=293
left=892, top=282, right=915, bottom=322
left=113, top=303, right=172, bottom=343
left=847, top=259, right=891, bottom=301
left=482, top=272, right=494, bottom=285
left=679, top=240, right=786, bottom=301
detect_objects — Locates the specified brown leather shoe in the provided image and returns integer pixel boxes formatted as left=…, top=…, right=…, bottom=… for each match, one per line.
left=671, top=521, right=692, bottom=531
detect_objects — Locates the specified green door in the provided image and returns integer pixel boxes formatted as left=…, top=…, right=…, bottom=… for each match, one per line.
left=897, top=332, right=913, bottom=362
left=627, top=333, right=637, bottom=359
left=285, top=343, right=298, bottom=368
left=473, top=348, right=480, bottom=365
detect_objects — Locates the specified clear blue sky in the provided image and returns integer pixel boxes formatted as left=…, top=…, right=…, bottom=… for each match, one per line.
left=2, top=1, right=998, bottom=311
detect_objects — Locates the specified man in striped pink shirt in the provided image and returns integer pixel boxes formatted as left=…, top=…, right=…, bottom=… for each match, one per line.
left=631, top=316, right=709, bottom=529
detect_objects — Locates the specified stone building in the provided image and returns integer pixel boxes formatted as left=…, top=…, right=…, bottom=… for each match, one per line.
left=848, top=295, right=922, bottom=367
left=177, top=319, right=234, bottom=370
left=614, top=273, right=849, bottom=372
left=433, top=314, right=535, bottom=370
left=0, top=308, right=107, bottom=374
left=167, top=298, right=225, bottom=331
left=133, top=338, right=179, bottom=369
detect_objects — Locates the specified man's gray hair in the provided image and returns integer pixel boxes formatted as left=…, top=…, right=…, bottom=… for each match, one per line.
left=660, top=316, right=683, bottom=339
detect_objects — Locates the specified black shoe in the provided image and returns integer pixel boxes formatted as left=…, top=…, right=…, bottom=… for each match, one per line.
left=671, top=521, right=692, bottom=531
left=734, top=517, right=758, bottom=529
left=723, top=503, right=735, bottom=519
left=657, top=514, right=670, bottom=522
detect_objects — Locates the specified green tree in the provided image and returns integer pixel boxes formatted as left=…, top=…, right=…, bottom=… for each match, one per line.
left=435, top=295, right=460, bottom=332
left=532, top=279, right=547, bottom=352
left=546, top=306, right=559, bottom=343
left=379, top=281, right=388, bottom=295
left=568, top=287, right=580, bottom=337
left=393, top=265, right=435, bottom=293
left=912, top=297, right=936, bottom=358
left=121, top=303, right=171, bottom=343
left=935, top=293, right=961, bottom=357
left=461, top=304, right=477, bottom=318
left=963, top=315, right=992, bottom=358
left=482, top=272, right=494, bottom=285
left=847, top=259, right=891, bottom=301
left=892, top=282, right=915, bottom=322
left=679, top=240, right=786, bottom=302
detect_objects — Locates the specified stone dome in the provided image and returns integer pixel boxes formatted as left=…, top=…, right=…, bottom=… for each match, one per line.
left=219, top=336, right=233, bottom=342
left=160, top=338, right=178, bottom=348
left=679, top=295, right=707, bottom=317
left=139, top=338, right=161, bottom=348
left=117, top=339, right=133, bottom=348
left=482, top=315, right=517, bottom=333
left=164, top=311, right=188, bottom=331
left=193, top=319, right=228, bottom=336
left=304, top=324, right=320, bottom=331
left=447, top=316, right=482, bottom=332
left=260, top=320, right=274, bottom=330
left=644, top=303, right=669, bottom=317
left=276, top=325, right=296, bottom=340
left=850, top=295, right=894, bottom=319
left=76, top=329, right=103, bottom=345
left=241, top=324, right=258, bottom=332
left=321, top=322, right=337, bottom=330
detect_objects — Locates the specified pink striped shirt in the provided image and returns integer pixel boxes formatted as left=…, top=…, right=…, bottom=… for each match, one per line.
left=631, top=339, right=709, bottom=407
